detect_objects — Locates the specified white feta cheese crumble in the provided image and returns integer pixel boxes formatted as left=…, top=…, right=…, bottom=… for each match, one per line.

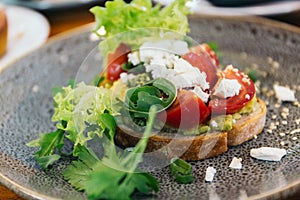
left=192, top=86, right=210, bottom=103
left=89, top=33, right=100, bottom=41
left=127, top=51, right=140, bottom=65
left=213, top=78, right=241, bottom=98
left=229, top=157, right=242, bottom=169
left=250, top=147, right=287, bottom=161
left=129, top=40, right=210, bottom=91
left=120, top=72, right=136, bottom=83
left=210, top=120, right=218, bottom=128
left=172, top=58, right=209, bottom=90
left=149, top=53, right=179, bottom=69
left=273, top=85, right=296, bottom=102
left=140, top=40, right=189, bottom=57
left=245, top=94, right=250, bottom=100
left=145, top=56, right=209, bottom=90
left=205, top=167, right=217, bottom=182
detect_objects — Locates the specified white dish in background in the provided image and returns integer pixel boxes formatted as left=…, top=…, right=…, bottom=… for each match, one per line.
left=0, top=5, right=49, bottom=72
left=157, top=0, right=300, bottom=16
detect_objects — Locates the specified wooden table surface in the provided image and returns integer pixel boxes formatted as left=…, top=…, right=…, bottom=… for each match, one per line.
left=1, top=4, right=300, bottom=200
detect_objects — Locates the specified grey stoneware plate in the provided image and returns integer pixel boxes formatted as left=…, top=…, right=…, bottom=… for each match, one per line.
left=0, top=15, right=300, bottom=200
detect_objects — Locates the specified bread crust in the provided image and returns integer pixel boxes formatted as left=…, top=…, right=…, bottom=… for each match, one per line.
left=116, top=127, right=227, bottom=161
left=115, top=98, right=266, bottom=161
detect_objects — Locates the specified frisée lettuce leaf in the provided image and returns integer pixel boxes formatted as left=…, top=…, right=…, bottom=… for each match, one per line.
left=90, top=0, right=190, bottom=59
left=28, top=82, right=117, bottom=167
left=52, top=82, right=114, bottom=150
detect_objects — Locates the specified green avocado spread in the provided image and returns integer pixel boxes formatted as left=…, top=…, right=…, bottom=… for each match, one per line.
left=209, top=95, right=257, bottom=132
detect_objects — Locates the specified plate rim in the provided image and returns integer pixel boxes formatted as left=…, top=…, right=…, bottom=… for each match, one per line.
left=0, top=5, right=50, bottom=73
left=0, top=14, right=300, bottom=200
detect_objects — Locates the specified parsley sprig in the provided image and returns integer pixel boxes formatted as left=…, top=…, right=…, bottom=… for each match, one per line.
left=63, top=107, right=159, bottom=200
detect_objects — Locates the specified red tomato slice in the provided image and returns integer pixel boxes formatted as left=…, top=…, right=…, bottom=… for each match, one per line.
left=209, top=66, right=255, bottom=115
left=106, top=43, right=131, bottom=81
left=163, top=90, right=210, bottom=129
left=182, top=52, right=218, bottom=89
left=190, top=44, right=219, bottom=68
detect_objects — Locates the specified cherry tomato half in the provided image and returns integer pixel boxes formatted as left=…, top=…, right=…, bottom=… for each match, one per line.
left=182, top=52, right=218, bottom=89
left=163, top=90, right=210, bottom=129
left=209, top=66, right=255, bottom=115
left=106, top=43, right=131, bottom=81
left=190, top=44, right=219, bottom=68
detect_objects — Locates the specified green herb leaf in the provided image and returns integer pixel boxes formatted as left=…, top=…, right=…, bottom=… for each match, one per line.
left=27, top=129, right=65, bottom=169
left=246, top=68, right=258, bottom=83
left=99, top=113, right=116, bottom=140
left=64, top=108, right=159, bottom=200
left=35, top=154, right=61, bottom=170
left=170, top=157, right=194, bottom=184
left=124, top=78, right=176, bottom=124
left=151, top=78, right=177, bottom=108
left=126, top=78, right=176, bottom=112
left=207, top=41, right=221, bottom=59
left=63, top=145, right=100, bottom=191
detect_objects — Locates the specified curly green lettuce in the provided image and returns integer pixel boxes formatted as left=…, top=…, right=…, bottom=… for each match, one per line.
left=52, top=82, right=115, bottom=147
left=90, top=0, right=191, bottom=59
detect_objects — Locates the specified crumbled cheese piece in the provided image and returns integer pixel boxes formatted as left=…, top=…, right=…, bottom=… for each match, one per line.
left=192, top=86, right=210, bottom=103
left=95, top=26, right=106, bottom=36
left=250, top=147, right=287, bottom=161
left=213, top=78, right=241, bottom=98
left=280, top=141, right=285, bottom=146
left=89, top=33, right=100, bottom=41
left=229, top=157, right=242, bottom=169
left=245, top=94, right=250, bottom=100
left=127, top=51, right=140, bottom=65
left=120, top=72, right=136, bottom=83
left=149, top=53, right=178, bottom=69
left=145, top=57, right=209, bottom=90
left=210, top=120, right=218, bottom=128
left=205, top=167, right=216, bottom=182
left=140, top=40, right=189, bottom=58
left=273, top=85, right=296, bottom=102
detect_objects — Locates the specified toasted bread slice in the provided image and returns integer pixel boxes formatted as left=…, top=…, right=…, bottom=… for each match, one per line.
left=116, top=126, right=228, bottom=161
left=228, top=98, right=266, bottom=146
left=115, top=98, right=266, bottom=161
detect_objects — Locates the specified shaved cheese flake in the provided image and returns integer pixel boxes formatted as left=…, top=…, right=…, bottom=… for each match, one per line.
left=229, top=157, right=242, bottom=169
left=250, top=147, right=287, bottom=161
left=273, top=85, right=296, bottom=102
left=205, top=167, right=217, bottom=182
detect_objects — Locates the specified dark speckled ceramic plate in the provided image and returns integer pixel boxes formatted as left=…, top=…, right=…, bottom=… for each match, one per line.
left=0, top=15, right=300, bottom=200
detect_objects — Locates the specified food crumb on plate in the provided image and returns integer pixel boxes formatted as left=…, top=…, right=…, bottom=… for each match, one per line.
left=229, top=157, right=242, bottom=169
left=250, top=147, right=287, bottom=161
left=273, top=85, right=296, bottom=102
left=205, top=166, right=216, bottom=182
